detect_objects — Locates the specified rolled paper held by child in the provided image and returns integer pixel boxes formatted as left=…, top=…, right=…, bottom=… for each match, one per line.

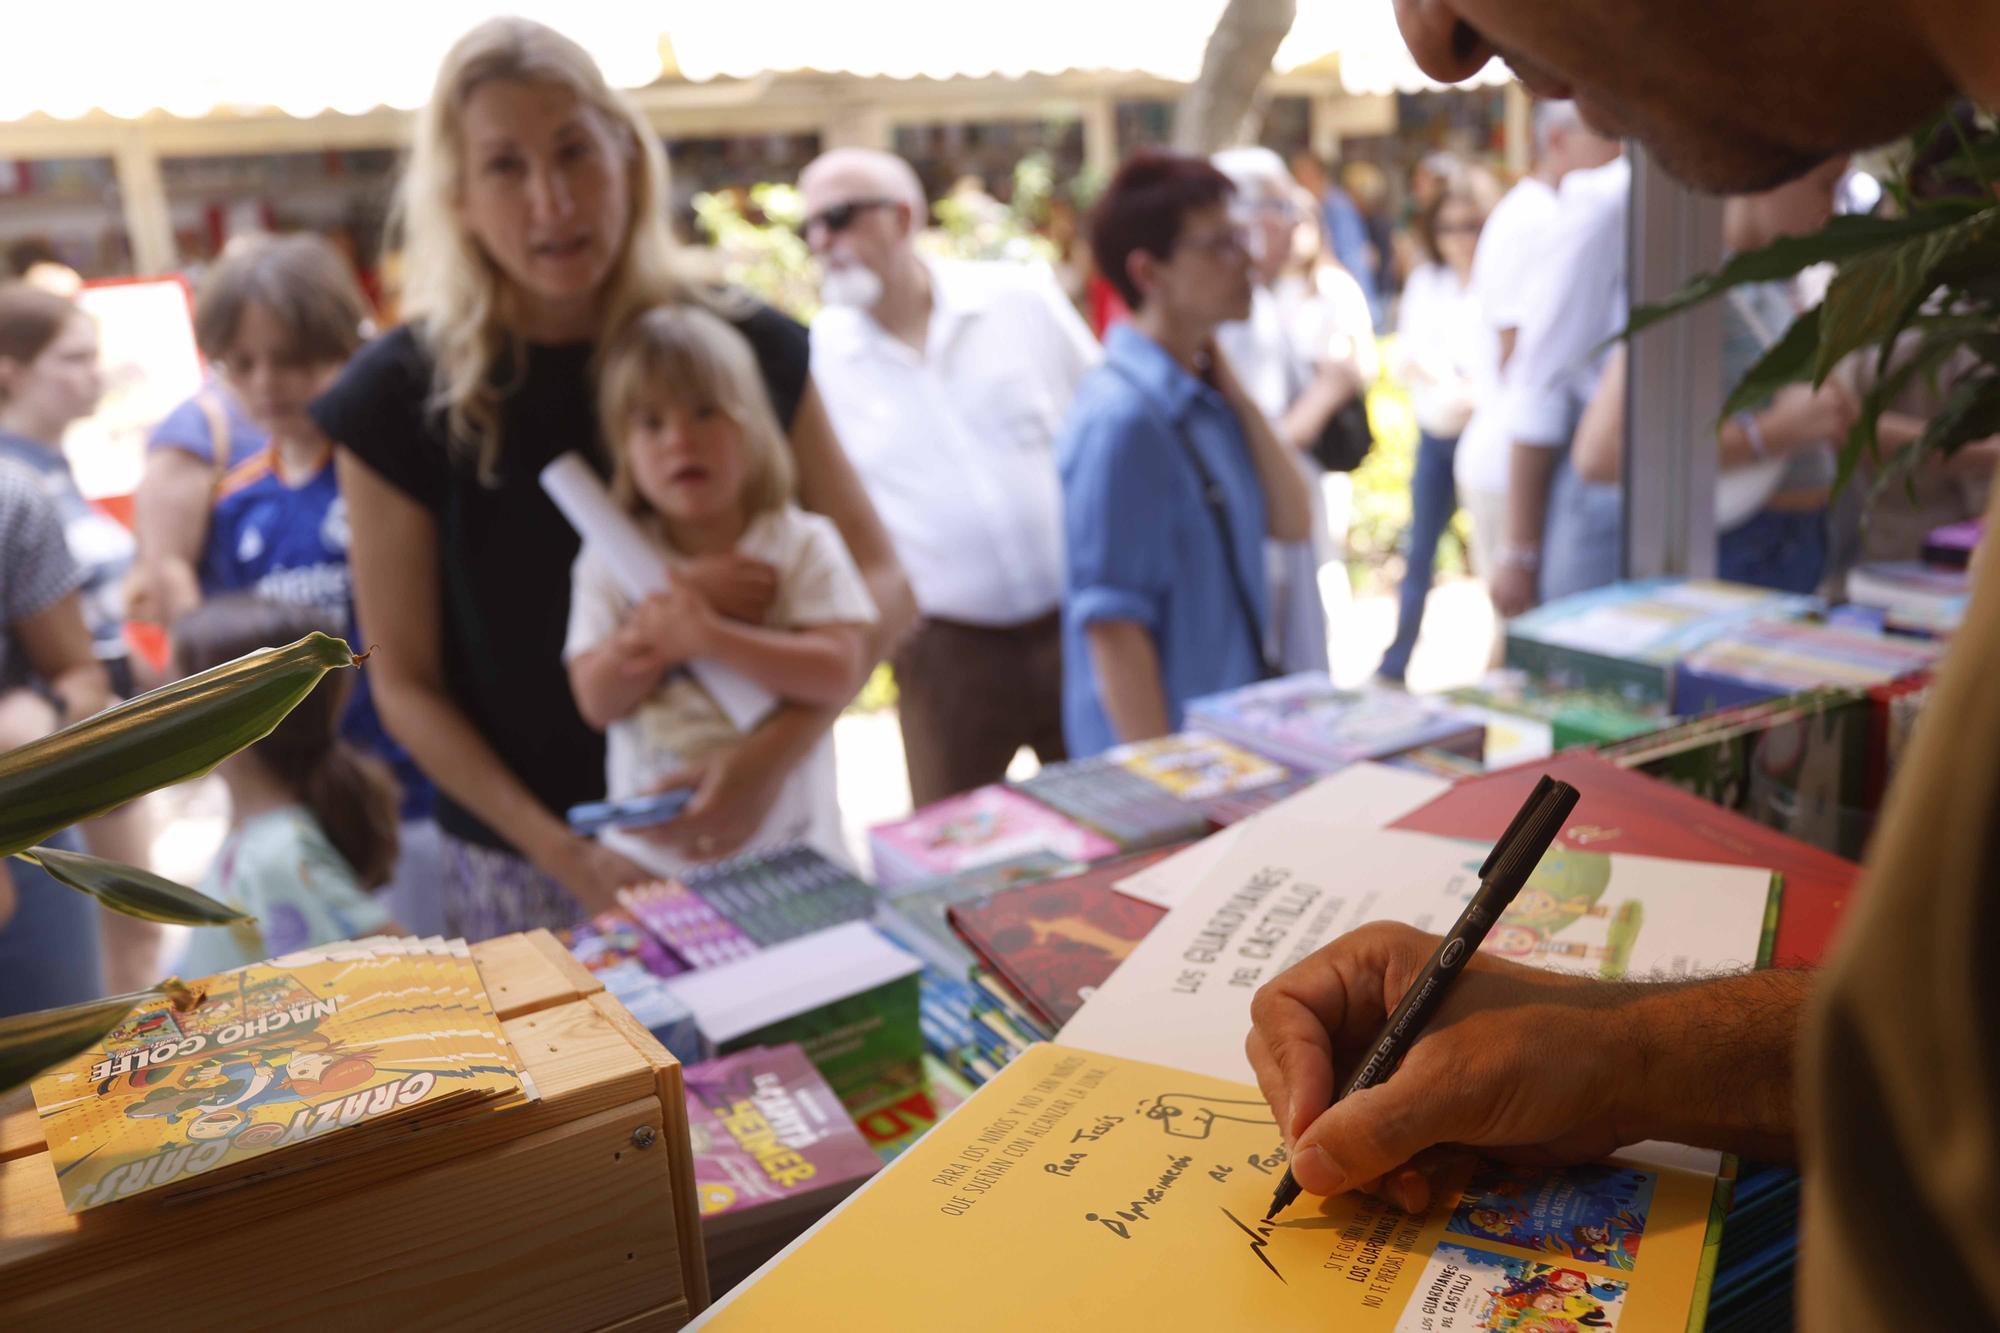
left=539, top=452, right=776, bottom=733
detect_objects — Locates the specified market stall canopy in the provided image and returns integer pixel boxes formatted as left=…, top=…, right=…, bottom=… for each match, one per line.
left=0, top=0, right=1502, bottom=123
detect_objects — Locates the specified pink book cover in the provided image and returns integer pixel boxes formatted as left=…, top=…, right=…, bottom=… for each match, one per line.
left=618, top=879, right=760, bottom=970
left=870, top=785, right=1118, bottom=880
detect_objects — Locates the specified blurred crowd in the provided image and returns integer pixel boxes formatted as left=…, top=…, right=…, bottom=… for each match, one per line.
left=0, top=16, right=1988, bottom=1021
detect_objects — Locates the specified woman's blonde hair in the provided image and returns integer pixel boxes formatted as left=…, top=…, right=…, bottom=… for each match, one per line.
left=394, top=16, right=706, bottom=480
left=600, top=305, right=795, bottom=524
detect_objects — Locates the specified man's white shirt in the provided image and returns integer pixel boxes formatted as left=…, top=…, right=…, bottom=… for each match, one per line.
left=1456, top=159, right=1629, bottom=496
left=811, top=256, right=1100, bottom=626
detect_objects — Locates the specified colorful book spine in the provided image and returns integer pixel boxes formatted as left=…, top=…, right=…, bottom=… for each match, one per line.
left=618, top=879, right=761, bottom=970
left=680, top=843, right=880, bottom=947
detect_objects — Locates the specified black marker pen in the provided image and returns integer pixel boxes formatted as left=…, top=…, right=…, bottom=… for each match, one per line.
left=1264, top=774, right=1580, bottom=1221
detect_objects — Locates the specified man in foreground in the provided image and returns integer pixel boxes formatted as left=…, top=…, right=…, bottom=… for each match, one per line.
left=1248, top=4, right=1996, bottom=1325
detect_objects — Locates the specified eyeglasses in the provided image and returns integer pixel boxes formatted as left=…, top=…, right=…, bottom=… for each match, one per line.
left=798, top=197, right=898, bottom=237
left=1176, top=226, right=1252, bottom=258
left=1436, top=220, right=1482, bottom=236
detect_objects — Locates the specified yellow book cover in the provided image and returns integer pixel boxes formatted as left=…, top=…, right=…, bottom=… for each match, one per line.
left=1110, top=732, right=1291, bottom=801
left=30, top=946, right=518, bottom=1212
left=695, top=1044, right=1716, bottom=1332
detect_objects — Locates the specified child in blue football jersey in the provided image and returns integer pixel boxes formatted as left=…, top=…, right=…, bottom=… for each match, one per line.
left=191, top=235, right=442, bottom=933
left=172, top=595, right=402, bottom=976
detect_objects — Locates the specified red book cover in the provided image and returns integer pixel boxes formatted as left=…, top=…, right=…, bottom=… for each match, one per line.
left=947, top=848, right=1177, bottom=1028
left=1392, top=752, right=1860, bottom=968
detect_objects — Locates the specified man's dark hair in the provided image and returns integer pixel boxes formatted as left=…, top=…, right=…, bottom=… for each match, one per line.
left=1088, top=151, right=1235, bottom=310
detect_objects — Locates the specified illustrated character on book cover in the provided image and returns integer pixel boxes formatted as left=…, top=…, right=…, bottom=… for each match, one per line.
left=1445, top=1162, right=1655, bottom=1270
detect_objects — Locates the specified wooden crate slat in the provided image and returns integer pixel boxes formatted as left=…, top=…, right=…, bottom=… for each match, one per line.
left=3, top=1098, right=684, bottom=1331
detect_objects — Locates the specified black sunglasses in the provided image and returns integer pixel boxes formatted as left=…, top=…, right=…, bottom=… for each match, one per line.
left=799, top=197, right=898, bottom=237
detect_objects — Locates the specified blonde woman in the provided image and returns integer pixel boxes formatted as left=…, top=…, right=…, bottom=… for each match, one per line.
left=313, top=18, right=912, bottom=939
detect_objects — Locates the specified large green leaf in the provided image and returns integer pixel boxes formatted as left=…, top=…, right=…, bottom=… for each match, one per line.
left=1626, top=210, right=1981, bottom=340
left=0, top=633, right=355, bottom=858
left=1816, top=210, right=2000, bottom=383
left=13, top=845, right=252, bottom=925
left=1721, top=306, right=1822, bottom=417
left=0, top=987, right=159, bottom=1097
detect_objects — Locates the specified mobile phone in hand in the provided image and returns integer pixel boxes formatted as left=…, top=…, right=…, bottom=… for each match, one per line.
left=566, top=788, right=695, bottom=835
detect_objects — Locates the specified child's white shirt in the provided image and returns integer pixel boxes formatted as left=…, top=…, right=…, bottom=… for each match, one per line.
left=563, top=505, right=877, bottom=871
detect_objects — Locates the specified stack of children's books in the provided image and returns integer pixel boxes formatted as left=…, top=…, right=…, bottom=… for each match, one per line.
left=558, top=909, right=701, bottom=1061
left=683, top=1042, right=883, bottom=1296
left=699, top=807, right=1763, bottom=1333
left=1448, top=667, right=1672, bottom=760
left=1012, top=733, right=1295, bottom=851
left=663, top=920, right=923, bottom=1112
left=1838, top=560, right=1971, bottom=638
left=1670, top=618, right=1943, bottom=713
left=1505, top=577, right=1820, bottom=705
left=867, top=785, right=1118, bottom=889
left=1596, top=687, right=1878, bottom=862
left=618, top=879, right=761, bottom=969
left=1185, top=673, right=1488, bottom=773
left=30, top=936, right=537, bottom=1213
left=1012, top=756, right=1213, bottom=852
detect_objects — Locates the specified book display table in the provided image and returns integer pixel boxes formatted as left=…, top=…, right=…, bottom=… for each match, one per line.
left=0, top=930, right=709, bottom=1331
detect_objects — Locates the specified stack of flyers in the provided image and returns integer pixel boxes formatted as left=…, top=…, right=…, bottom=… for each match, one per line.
left=29, top=936, right=536, bottom=1213
left=619, top=879, right=761, bottom=969
left=1013, top=756, right=1211, bottom=852
left=678, top=844, right=880, bottom=947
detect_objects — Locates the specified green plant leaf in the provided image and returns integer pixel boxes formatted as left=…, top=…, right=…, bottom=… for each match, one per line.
left=1816, top=210, right=2000, bottom=383
left=0, top=633, right=355, bottom=858
left=1626, top=210, right=1980, bottom=340
left=13, top=846, right=251, bottom=925
left=1721, top=306, right=1823, bottom=417
left=0, top=987, right=159, bottom=1097
left=1837, top=321, right=1980, bottom=493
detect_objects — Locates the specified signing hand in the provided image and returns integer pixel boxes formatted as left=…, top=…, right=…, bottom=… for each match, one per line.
left=1246, top=921, right=1639, bottom=1213
left=678, top=553, right=778, bottom=625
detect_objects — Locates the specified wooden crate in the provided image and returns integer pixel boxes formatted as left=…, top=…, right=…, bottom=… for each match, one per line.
left=0, top=930, right=710, bottom=1330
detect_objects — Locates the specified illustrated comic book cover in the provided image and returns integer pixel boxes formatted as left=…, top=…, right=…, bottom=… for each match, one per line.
left=31, top=939, right=530, bottom=1212
left=949, top=852, right=1173, bottom=1028
left=1106, top=731, right=1293, bottom=802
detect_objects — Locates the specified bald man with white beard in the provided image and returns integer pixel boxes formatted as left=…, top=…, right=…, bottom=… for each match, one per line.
left=798, top=149, right=1101, bottom=803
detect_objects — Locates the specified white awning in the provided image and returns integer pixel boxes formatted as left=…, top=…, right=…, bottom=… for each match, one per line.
left=0, top=1, right=1503, bottom=124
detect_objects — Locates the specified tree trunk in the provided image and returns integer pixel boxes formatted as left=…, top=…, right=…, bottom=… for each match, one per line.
left=1172, top=0, right=1298, bottom=156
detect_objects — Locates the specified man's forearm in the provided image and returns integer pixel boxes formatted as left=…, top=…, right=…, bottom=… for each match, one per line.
left=1612, top=968, right=1811, bottom=1160
left=1506, top=443, right=1563, bottom=550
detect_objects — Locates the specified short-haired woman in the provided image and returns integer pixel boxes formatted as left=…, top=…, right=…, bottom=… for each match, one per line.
left=1056, top=152, right=1314, bottom=757
left=313, top=18, right=912, bottom=939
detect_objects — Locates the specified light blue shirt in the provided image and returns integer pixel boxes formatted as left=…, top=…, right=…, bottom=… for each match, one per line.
left=1059, top=324, right=1271, bottom=757
left=177, top=806, right=392, bottom=979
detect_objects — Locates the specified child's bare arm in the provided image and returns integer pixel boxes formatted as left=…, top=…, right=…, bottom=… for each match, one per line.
left=568, top=633, right=670, bottom=732
left=698, top=620, right=868, bottom=708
